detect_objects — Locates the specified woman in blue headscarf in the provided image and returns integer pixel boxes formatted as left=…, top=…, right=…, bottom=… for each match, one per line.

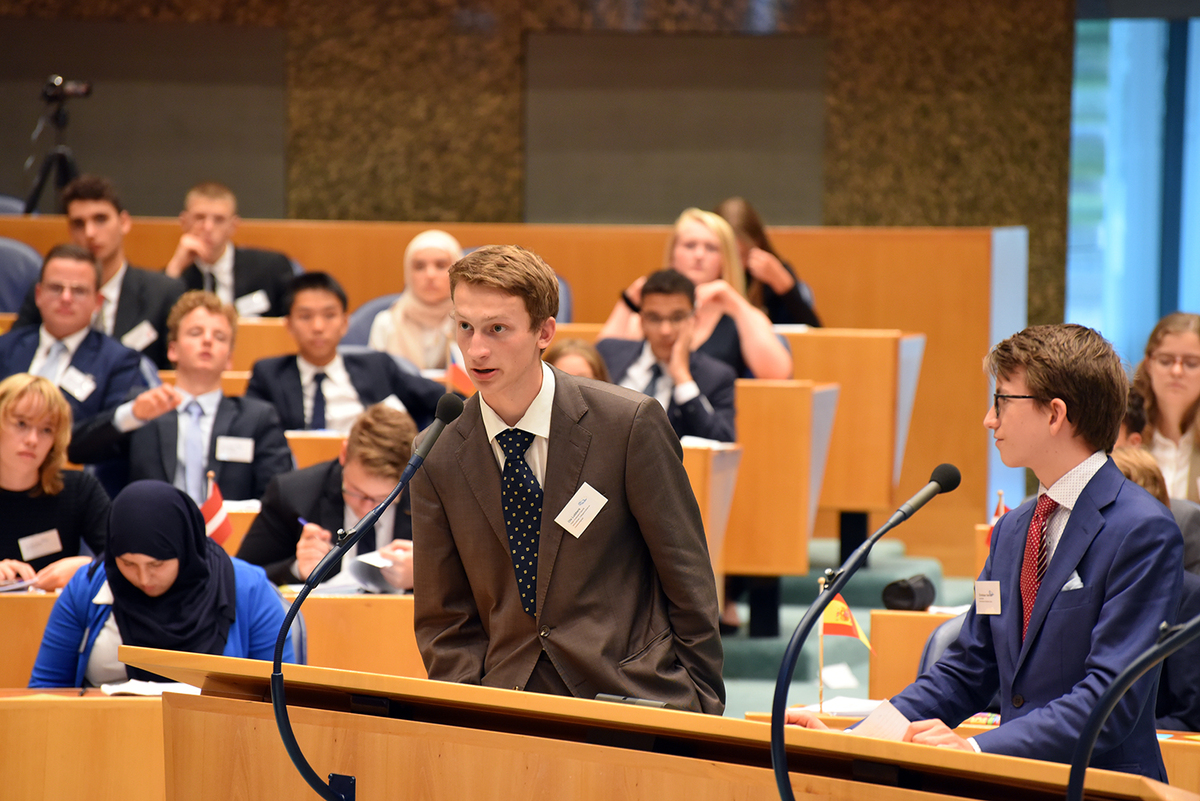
left=29, top=480, right=293, bottom=688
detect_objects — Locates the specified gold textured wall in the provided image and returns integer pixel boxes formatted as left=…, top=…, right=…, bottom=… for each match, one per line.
left=0, top=0, right=1073, bottom=322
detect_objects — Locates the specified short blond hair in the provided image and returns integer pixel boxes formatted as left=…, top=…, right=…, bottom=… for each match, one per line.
left=666, top=208, right=745, bottom=297
left=345, top=404, right=418, bottom=482
left=185, top=181, right=237, bottom=213
left=0, top=374, right=72, bottom=496
left=449, top=244, right=559, bottom=331
left=1111, top=447, right=1170, bottom=506
left=167, top=291, right=238, bottom=348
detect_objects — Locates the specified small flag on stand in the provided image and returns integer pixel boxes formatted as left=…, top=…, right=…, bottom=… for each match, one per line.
left=444, top=343, right=475, bottom=396
left=201, top=471, right=232, bottom=545
left=821, top=593, right=873, bottom=653
left=985, top=490, right=1010, bottom=547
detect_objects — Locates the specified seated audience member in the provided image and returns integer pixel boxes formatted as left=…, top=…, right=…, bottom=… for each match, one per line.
left=0, top=244, right=148, bottom=424
left=1114, top=385, right=1147, bottom=448
left=0, top=374, right=109, bottom=590
left=599, top=208, right=792, bottom=379
left=163, top=182, right=295, bottom=318
left=29, top=480, right=293, bottom=688
left=596, top=270, right=735, bottom=443
left=1133, top=312, right=1200, bottom=501
left=544, top=338, right=610, bottom=382
left=68, top=291, right=292, bottom=502
left=237, top=404, right=418, bottom=588
left=1110, top=446, right=1200, bottom=732
left=714, top=196, right=821, bottom=327
left=246, top=273, right=445, bottom=431
left=368, top=230, right=461, bottom=369
left=16, top=175, right=184, bottom=368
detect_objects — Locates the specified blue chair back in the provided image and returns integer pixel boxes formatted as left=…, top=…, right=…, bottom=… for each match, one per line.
left=0, top=237, right=40, bottom=313
left=274, top=587, right=308, bottom=665
left=342, top=293, right=401, bottom=346
left=0, top=195, right=26, bottom=215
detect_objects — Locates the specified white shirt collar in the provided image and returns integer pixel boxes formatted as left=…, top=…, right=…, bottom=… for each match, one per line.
left=480, top=361, right=556, bottom=443
left=1039, top=451, right=1109, bottom=512
left=176, top=387, right=224, bottom=416
left=92, top=579, right=114, bottom=605
left=99, top=263, right=127, bottom=302
left=297, top=353, right=348, bottom=385
left=38, top=323, right=91, bottom=357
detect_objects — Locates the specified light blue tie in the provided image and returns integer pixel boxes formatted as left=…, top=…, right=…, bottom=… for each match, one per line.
left=35, top=341, right=68, bottom=380
left=184, top=400, right=206, bottom=505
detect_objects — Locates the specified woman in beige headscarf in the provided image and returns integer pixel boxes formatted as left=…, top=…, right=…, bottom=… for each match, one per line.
left=368, top=230, right=462, bottom=369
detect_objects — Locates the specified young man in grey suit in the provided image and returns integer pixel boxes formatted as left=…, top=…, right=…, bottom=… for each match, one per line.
left=412, top=245, right=724, bottom=714
left=69, top=291, right=293, bottom=502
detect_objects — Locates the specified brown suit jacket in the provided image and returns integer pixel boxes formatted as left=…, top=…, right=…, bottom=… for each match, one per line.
left=412, top=368, right=724, bottom=714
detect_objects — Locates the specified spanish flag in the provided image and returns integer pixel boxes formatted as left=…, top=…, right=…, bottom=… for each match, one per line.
left=821, top=593, right=872, bottom=653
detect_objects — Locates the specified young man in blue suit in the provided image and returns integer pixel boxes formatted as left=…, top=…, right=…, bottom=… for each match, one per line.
left=245, top=273, right=445, bottom=432
left=0, top=244, right=148, bottom=424
left=788, top=324, right=1184, bottom=779
left=595, top=269, right=735, bottom=443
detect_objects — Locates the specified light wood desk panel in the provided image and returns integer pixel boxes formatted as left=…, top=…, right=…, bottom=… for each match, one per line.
left=868, top=609, right=957, bottom=700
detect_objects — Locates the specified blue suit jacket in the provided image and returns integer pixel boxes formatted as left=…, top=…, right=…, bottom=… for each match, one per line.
left=0, top=326, right=147, bottom=423
left=244, top=351, right=445, bottom=431
left=594, top=338, right=736, bottom=442
left=890, top=459, right=1183, bottom=779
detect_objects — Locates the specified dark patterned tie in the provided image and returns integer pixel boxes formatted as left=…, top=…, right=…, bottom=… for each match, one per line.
left=497, top=428, right=542, bottom=616
left=643, top=363, right=663, bottom=398
left=1020, top=494, right=1059, bottom=640
left=310, top=372, right=327, bottom=429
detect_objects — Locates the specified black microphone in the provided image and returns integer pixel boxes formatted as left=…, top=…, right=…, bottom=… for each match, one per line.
left=890, top=463, right=962, bottom=525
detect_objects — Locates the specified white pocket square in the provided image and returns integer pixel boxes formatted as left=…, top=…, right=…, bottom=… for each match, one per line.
left=1061, top=571, right=1084, bottom=592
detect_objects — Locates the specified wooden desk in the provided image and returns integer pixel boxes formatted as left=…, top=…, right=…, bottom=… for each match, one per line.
left=158, top=369, right=251, bottom=396
left=681, top=443, right=742, bottom=604
left=230, top=318, right=294, bottom=371
left=283, top=593, right=426, bottom=679
left=0, top=593, right=56, bottom=687
left=285, top=430, right=343, bottom=468
left=868, top=609, right=957, bottom=700
left=221, top=509, right=258, bottom=557
left=0, top=690, right=164, bottom=801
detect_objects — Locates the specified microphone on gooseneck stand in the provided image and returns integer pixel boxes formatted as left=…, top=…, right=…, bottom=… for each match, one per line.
left=269, top=393, right=464, bottom=801
left=768, top=463, right=962, bottom=801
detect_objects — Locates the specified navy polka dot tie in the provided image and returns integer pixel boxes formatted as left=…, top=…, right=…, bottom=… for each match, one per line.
left=497, top=428, right=542, bottom=616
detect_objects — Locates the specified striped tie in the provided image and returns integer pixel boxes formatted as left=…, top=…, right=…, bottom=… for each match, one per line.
left=1019, top=494, right=1059, bottom=640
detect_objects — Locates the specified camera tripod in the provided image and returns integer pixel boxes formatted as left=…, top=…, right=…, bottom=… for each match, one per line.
left=23, top=101, right=80, bottom=214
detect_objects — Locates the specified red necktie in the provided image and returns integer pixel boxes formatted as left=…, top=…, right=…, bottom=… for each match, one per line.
left=1020, top=494, right=1059, bottom=640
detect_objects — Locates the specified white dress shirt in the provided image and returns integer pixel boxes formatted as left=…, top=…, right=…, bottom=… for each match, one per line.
left=95, top=263, right=127, bottom=336
left=617, top=341, right=701, bottom=409
left=196, top=244, right=236, bottom=306
left=479, top=361, right=555, bottom=486
left=297, top=354, right=365, bottom=433
left=28, top=325, right=91, bottom=384
left=1150, top=429, right=1195, bottom=500
left=169, top=388, right=223, bottom=496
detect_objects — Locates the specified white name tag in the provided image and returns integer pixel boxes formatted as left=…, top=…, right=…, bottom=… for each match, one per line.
left=554, top=482, right=608, bottom=539
left=215, top=435, right=255, bottom=463
left=120, top=319, right=159, bottom=352
left=59, top=366, right=96, bottom=402
left=380, top=393, right=407, bottom=412
left=19, top=529, right=63, bottom=562
left=234, top=290, right=271, bottom=317
left=975, top=580, right=1001, bottom=615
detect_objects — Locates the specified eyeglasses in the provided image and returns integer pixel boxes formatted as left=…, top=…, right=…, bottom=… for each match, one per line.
left=342, top=485, right=388, bottom=507
left=993, top=393, right=1042, bottom=417
left=641, top=312, right=692, bottom=327
left=1150, top=353, right=1200, bottom=372
left=41, top=282, right=95, bottom=298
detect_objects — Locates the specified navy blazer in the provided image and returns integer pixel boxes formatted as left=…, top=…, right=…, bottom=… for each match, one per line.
left=890, top=459, right=1183, bottom=779
left=594, top=338, right=736, bottom=442
left=67, top=394, right=293, bottom=501
left=16, top=266, right=184, bottom=369
left=180, top=247, right=295, bottom=318
left=245, top=351, right=445, bottom=431
left=0, top=326, right=147, bottom=423
left=1157, top=570, right=1200, bottom=731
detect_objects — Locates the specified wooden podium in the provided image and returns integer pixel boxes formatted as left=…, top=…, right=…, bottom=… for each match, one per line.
left=124, top=646, right=1188, bottom=801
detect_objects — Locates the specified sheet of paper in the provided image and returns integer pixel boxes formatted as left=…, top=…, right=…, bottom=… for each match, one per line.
left=820, top=662, right=860, bottom=689
left=101, top=680, right=201, bottom=697
left=849, top=699, right=911, bottom=741
left=799, top=696, right=883, bottom=717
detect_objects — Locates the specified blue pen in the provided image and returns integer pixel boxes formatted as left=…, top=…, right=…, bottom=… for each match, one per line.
left=297, top=517, right=309, bottom=527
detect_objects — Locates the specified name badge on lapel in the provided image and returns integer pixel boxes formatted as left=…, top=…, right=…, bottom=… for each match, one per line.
left=215, top=436, right=255, bottom=463
left=120, top=319, right=159, bottom=352
left=19, top=529, right=63, bottom=562
left=975, top=580, right=1001, bottom=615
left=59, top=366, right=96, bottom=402
left=554, top=482, right=608, bottom=538
left=235, top=290, right=271, bottom=317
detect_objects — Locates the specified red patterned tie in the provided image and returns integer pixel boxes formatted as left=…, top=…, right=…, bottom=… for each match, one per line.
left=1020, top=494, right=1059, bottom=640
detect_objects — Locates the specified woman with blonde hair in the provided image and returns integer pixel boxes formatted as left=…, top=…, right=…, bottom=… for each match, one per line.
left=368, top=230, right=463, bottom=369
left=1133, top=312, right=1200, bottom=501
left=599, top=208, right=792, bottom=379
left=0, top=374, right=109, bottom=589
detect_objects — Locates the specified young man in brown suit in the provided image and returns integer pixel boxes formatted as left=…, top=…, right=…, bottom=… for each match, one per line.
left=412, top=245, right=725, bottom=714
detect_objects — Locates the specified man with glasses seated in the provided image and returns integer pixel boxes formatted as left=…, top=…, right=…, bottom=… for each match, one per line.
left=236, top=404, right=419, bottom=589
left=0, top=244, right=148, bottom=424
left=595, top=269, right=736, bottom=442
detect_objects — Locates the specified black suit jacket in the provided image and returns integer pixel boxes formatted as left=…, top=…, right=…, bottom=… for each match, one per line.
left=68, top=394, right=294, bottom=501
left=235, top=459, right=412, bottom=584
left=16, top=265, right=184, bottom=369
left=180, top=247, right=294, bottom=317
left=1158, top=570, right=1200, bottom=731
left=245, top=351, right=445, bottom=430
left=595, top=338, right=736, bottom=442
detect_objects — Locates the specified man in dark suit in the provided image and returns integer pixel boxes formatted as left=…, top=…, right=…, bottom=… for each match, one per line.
left=0, top=244, right=147, bottom=424
left=69, top=291, right=293, bottom=502
left=595, top=269, right=735, bottom=442
left=163, top=182, right=295, bottom=318
left=245, top=272, right=444, bottom=432
left=789, top=324, right=1183, bottom=779
left=15, top=175, right=185, bottom=369
left=237, top=404, right=418, bottom=587
left=412, top=245, right=724, bottom=714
